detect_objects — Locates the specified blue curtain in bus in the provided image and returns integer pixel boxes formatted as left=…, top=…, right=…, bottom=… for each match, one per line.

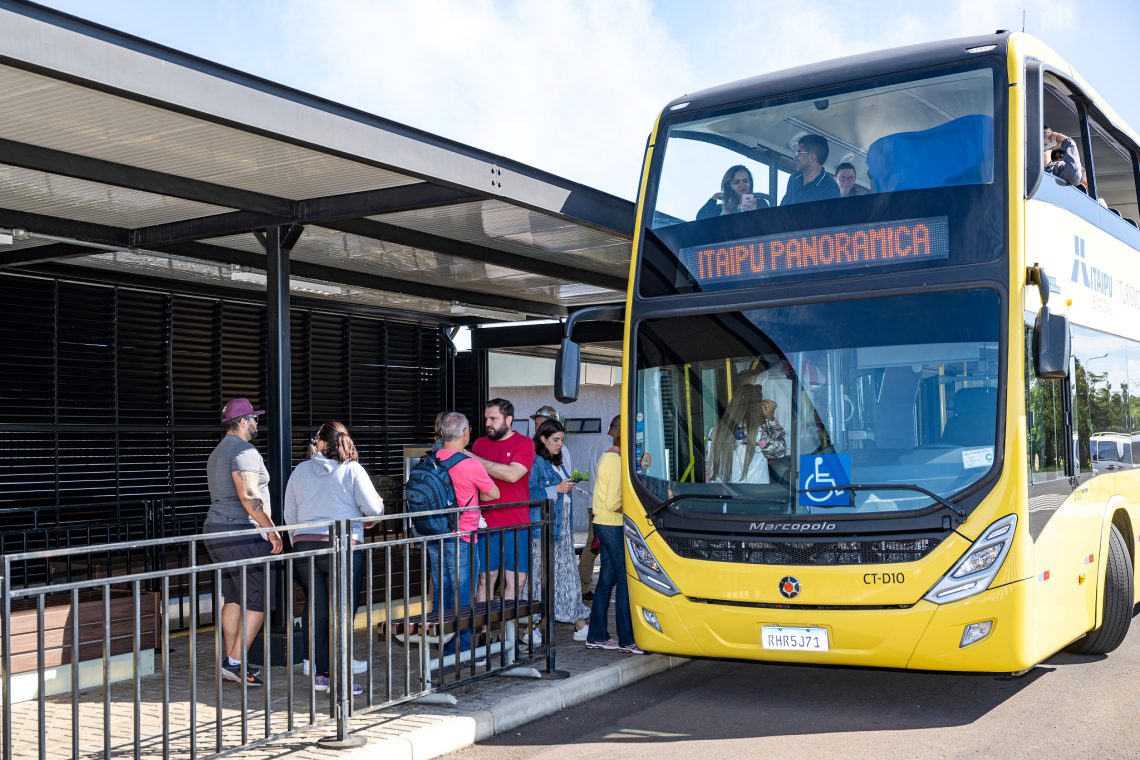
left=866, top=114, right=994, bottom=193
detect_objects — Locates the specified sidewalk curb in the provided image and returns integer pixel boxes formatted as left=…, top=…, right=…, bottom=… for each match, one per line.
left=344, top=653, right=688, bottom=759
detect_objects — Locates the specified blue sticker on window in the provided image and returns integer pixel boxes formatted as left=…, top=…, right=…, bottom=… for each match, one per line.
left=798, top=454, right=852, bottom=508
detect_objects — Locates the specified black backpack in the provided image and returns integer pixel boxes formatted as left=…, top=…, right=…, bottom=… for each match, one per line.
left=404, top=451, right=468, bottom=537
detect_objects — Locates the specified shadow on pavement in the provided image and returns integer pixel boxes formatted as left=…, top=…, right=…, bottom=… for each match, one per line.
left=491, top=658, right=1056, bottom=745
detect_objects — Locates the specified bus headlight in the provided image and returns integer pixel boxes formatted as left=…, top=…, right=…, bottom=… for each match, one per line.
left=924, top=514, right=1017, bottom=605
left=625, top=517, right=680, bottom=597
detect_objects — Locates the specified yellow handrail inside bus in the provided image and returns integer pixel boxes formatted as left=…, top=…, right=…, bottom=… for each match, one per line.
left=681, top=363, right=696, bottom=482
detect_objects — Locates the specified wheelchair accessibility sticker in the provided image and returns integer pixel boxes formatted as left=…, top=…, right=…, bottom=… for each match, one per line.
left=798, top=454, right=852, bottom=508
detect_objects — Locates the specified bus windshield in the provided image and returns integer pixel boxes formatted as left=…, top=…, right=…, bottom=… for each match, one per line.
left=634, top=289, right=1001, bottom=518
left=638, top=65, right=1003, bottom=298
left=651, top=67, right=996, bottom=227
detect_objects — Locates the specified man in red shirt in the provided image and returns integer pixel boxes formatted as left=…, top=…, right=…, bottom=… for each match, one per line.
left=470, top=398, right=536, bottom=602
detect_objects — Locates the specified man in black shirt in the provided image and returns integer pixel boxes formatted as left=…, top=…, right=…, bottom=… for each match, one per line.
left=781, top=134, right=840, bottom=205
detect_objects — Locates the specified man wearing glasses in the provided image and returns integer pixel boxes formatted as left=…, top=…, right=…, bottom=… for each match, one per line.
left=203, top=397, right=283, bottom=687
left=781, top=134, right=840, bottom=205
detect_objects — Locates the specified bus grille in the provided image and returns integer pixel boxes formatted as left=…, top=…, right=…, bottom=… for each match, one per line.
left=662, top=535, right=941, bottom=565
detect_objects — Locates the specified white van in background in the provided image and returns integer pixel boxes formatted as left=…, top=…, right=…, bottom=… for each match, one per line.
left=1090, top=432, right=1137, bottom=475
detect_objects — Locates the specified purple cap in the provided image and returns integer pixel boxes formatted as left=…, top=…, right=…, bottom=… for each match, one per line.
left=220, top=397, right=266, bottom=423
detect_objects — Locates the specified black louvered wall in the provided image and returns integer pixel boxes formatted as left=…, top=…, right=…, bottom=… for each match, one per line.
left=0, top=272, right=449, bottom=512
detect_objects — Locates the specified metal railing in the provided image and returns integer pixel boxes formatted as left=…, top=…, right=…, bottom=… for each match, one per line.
left=0, top=500, right=555, bottom=758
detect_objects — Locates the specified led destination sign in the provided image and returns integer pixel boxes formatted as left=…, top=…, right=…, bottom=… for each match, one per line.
left=680, top=216, right=949, bottom=285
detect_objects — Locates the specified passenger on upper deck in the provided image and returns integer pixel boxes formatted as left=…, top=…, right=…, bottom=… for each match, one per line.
left=1044, top=127, right=1083, bottom=186
left=696, top=165, right=769, bottom=219
left=781, top=134, right=840, bottom=205
left=836, top=162, right=870, bottom=197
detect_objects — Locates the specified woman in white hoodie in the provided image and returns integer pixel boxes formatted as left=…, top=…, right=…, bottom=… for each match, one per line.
left=284, top=421, right=384, bottom=692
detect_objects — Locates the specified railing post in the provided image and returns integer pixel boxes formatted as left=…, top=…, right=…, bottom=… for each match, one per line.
left=544, top=499, right=555, bottom=674
left=542, top=499, right=568, bottom=680
left=2, top=560, right=12, bottom=760
left=318, top=519, right=365, bottom=750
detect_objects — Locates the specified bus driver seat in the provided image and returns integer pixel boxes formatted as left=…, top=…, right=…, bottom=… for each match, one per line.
left=866, top=114, right=995, bottom=193
left=941, top=387, right=998, bottom=447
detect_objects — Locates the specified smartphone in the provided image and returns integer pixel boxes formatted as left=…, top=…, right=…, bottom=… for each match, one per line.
left=740, top=193, right=754, bottom=206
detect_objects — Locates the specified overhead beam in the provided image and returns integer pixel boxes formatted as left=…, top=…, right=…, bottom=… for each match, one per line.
left=129, top=194, right=625, bottom=291
left=0, top=242, right=102, bottom=268
left=157, top=241, right=566, bottom=317
left=0, top=137, right=293, bottom=217
left=470, top=319, right=624, bottom=350
left=130, top=183, right=480, bottom=248
left=323, top=217, right=627, bottom=292
left=296, top=184, right=480, bottom=223
left=132, top=210, right=286, bottom=248
left=0, top=207, right=129, bottom=248
left=0, top=141, right=623, bottom=291
left=13, top=261, right=466, bottom=325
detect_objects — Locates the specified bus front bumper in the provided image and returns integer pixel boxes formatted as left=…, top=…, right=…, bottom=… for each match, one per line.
left=629, top=575, right=1034, bottom=672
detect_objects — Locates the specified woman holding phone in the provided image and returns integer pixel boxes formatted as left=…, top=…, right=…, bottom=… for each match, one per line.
left=525, top=419, right=592, bottom=646
left=696, top=165, right=768, bottom=219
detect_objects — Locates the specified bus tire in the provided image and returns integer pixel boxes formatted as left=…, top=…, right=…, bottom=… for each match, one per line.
left=1065, top=524, right=1134, bottom=655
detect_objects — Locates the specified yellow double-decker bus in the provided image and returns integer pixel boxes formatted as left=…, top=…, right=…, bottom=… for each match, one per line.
left=559, top=32, right=1140, bottom=672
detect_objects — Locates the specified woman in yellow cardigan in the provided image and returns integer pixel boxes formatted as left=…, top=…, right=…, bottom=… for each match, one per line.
left=584, top=418, right=645, bottom=654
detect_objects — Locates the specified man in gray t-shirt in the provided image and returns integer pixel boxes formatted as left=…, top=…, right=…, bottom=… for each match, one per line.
left=206, top=435, right=270, bottom=526
left=203, top=397, right=282, bottom=687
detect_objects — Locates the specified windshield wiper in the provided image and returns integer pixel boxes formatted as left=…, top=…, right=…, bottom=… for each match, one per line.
left=647, top=492, right=734, bottom=518
left=798, top=483, right=966, bottom=517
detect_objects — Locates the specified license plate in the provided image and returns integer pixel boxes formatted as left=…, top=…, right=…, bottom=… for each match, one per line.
left=761, top=625, right=830, bottom=652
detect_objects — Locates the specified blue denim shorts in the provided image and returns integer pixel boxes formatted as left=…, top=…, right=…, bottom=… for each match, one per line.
left=483, top=528, right=530, bottom=573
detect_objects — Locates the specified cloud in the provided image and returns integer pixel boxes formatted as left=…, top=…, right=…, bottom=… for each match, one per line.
left=285, top=0, right=694, bottom=199
left=277, top=0, right=1125, bottom=202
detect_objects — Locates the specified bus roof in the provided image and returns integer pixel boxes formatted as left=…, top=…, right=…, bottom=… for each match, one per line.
left=664, top=33, right=1011, bottom=116
left=664, top=31, right=1139, bottom=149
left=1009, top=32, right=1140, bottom=149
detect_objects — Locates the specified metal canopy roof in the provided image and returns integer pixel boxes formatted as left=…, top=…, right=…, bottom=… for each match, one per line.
left=0, top=1, right=634, bottom=322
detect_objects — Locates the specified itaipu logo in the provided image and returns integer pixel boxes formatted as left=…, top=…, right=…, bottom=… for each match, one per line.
left=1071, top=235, right=1113, bottom=296
left=778, top=576, right=801, bottom=599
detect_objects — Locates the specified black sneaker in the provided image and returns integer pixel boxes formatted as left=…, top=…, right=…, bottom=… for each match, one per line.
left=221, top=657, right=264, bottom=687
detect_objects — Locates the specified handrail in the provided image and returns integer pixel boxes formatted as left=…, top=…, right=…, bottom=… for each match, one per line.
left=0, top=500, right=558, bottom=757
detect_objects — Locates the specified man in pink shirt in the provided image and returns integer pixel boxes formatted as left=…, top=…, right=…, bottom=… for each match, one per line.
left=470, top=398, right=536, bottom=602
left=431, top=412, right=498, bottom=656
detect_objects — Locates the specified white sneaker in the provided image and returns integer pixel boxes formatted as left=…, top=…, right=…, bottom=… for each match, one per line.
left=527, top=628, right=544, bottom=648
left=572, top=626, right=589, bottom=642
left=303, top=658, right=367, bottom=676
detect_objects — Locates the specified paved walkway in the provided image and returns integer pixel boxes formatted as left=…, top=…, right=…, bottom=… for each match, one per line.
left=4, top=607, right=686, bottom=759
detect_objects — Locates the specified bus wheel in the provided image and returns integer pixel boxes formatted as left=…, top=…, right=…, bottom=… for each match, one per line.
left=1065, top=524, right=1134, bottom=655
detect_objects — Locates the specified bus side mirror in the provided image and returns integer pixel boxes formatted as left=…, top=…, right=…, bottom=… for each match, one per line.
left=1033, top=305, right=1070, bottom=378
left=554, top=338, right=581, bottom=403
left=553, top=304, right=624, bottom=403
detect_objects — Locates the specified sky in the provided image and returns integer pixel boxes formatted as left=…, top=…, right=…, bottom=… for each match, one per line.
left=34, top=0, right=1140, bottom=202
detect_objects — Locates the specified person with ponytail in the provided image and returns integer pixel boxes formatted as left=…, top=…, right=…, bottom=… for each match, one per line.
left=284, top=421, right=384, bottom=693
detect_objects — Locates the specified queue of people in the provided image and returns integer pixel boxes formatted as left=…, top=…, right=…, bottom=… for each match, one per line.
left=202, top=394, right=642, bottom=691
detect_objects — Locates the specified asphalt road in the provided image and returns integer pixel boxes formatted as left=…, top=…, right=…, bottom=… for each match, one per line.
left=452, top=612, right=1140, bottom=759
